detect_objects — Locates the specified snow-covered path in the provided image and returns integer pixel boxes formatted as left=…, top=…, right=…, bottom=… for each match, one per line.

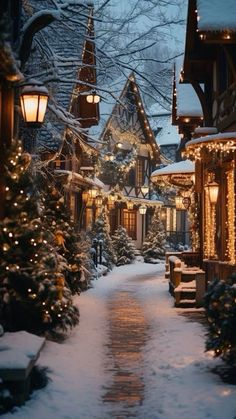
left=3, top=262, right=236, bottom=419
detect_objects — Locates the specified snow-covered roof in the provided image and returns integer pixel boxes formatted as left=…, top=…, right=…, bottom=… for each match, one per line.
left=24, top=1, right=93, bottom=151
left=176, top=83, right=203, bottom=118
left=197, top=0, right=236, bottom=32
left=151, top=159, right=195, bottom=178
left=148, top=105, right=179, bottom=146
left=186, top=132, right=236, bottom=147
left=55, top=170, right=105, bottom=189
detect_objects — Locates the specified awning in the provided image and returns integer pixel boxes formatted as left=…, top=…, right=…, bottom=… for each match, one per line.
left=185, top=132, right=236, bottom=159
left=151, top=160, right=195, bottom=188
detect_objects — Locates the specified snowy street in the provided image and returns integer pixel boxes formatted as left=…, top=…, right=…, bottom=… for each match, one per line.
left=3, top=261, right=236, bottom=419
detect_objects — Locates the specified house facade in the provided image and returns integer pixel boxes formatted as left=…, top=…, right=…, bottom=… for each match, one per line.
left=21, top=0, right=100, bottom=226
left=180, top=0, right=236, bottom=282
left=96, top=74, right=163, bottom=248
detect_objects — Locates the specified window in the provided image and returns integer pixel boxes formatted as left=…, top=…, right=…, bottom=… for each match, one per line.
left=109, top=209, right=118, bottom=235
left=122, top=209, right=136, bottom=239
left=136, top=158, right=145, bottom=187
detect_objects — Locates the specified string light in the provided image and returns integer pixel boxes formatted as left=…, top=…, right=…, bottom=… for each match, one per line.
left=225, top=165, right=235, bottom=264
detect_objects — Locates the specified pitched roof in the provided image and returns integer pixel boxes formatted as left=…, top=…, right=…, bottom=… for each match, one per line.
left=91, top=73, right=161, bottom=161
left=23, top=0, right=94, bottom=151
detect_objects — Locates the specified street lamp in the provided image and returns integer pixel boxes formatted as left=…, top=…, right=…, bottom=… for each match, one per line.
left=20, top=80, right=49, bottom=127
left=127, top=200, right=134, bottom=210
left=206, top=180, right=219, bottom=205
left=175, top=195, right=185, bottom=211
left=139, top=205, right=147, bottom=215
left=139, top=205, right=147, bottom=244
left=86, top=90, right=100, bottom=104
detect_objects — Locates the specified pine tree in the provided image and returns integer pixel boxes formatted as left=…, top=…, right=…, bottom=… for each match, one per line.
left=38, top=169, right=91, bottom=294
left=142, top=208, right=166, bottom=263
left=204, top=274, right=236, bottom=365
left=0, top=140, right=79, bottom=335
left=112, top=225, right=136, bottom=266
left=89, top=209, right=116, bottom=270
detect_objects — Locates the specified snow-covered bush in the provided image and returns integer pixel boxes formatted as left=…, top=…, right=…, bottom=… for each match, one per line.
left=142, top=209, right=166, bottom=263
left=112, top=226, right=136, bottom=266
left=205, top=273, right=236, bottom=364
left=89, top=210, right=116, bottom=270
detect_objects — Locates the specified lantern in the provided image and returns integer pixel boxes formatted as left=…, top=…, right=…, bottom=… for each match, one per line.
left=206, top=181, right=219, bottom=205
left=117, top=142, right=122, bottom=149
left=89, top=188, right=97, bottom=199
left=139, top=205, right=147, bottom=215
left=127, top=201, right=134, bottom=210
left=20, top=80, right=49, bottom=127
left=82, top=190, right=89, bottom=203
left=108, top=193, right=117, bottom=202
left=105, top=152, right=114, bottom=162
left=175, top=195, right=185, bottom=211
left=95, top=195, right=103, bottom=206
left=86, top=91, right=100, bottom=104
left=182, top=196, right=191, bottom=210
left=141, top=185, right=149, bottom=195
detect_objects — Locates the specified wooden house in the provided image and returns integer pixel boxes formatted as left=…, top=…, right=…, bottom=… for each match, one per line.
left=95, top=73, right=163, bottom=248
left=21, top=0, right=101, bottom=226
left=180, top=0, right=236, bottom=282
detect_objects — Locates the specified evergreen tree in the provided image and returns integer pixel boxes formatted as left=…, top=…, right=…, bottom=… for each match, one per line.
left=89, top=209, right=116, bottom=270
left=142, top=209, right=166, bottom=263
left=112, top=225, right=136, bottom=266
left=0, top=140, right=79, bottom=334
left=205, top=274, right=236, bottom=365
left=38, top=169, right=91, bottom=294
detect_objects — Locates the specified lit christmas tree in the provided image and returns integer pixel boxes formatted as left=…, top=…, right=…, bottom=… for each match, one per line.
left=39, top=169, right=92, bottom=294
left=0, top=140, right=79, bottom=334
left=142, top=208, right=166, bottom=263
left=89, top=209, right=116, bottom=270
left=112, top=225, right=136, bottom=266
left=205, top=274, right=236, bottom=365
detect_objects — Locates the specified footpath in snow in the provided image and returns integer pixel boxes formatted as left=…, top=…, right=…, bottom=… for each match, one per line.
left=3, top=261, right=236, bottom=419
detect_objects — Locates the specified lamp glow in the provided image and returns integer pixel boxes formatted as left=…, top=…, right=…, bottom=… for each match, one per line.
left=20, top=80, right=49, bottom=127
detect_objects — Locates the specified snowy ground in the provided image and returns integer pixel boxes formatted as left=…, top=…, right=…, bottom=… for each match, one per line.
left=3, top=261, right=236, bottom=419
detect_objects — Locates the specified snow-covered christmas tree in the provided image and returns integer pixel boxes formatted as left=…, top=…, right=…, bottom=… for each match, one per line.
left=142, top=208, right=166, bottom=263
left=89, top=209, right=116, bottom=270
left=0, top=140, right=79, bottom=334
left=39, top=169, right=92, bottom=294
left=112, top=225, right=136, bottom=266
left=205, top=273, right=236, bottom=365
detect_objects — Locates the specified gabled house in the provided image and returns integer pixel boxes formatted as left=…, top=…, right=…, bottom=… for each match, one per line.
left=180, top=0, right=236, bottom=282
left=95, top=73, right=163, bottom=248
left=21, top=0, right=101, bottom=225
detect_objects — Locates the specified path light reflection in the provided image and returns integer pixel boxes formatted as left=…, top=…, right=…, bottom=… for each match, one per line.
left=103, top=291, right=149, bottom=416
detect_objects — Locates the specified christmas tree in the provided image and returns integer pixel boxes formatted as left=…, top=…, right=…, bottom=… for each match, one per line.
left=0, top=140, right=79, bottom=334
left=112, top=225, right=136, bottom=266
left=142, top=208, right=166, bottom=263
left=89, top=209, right=116, bottom=270
left=38, top=169, right=91, bottom=294
left=205, top=274, right=236, bottom=365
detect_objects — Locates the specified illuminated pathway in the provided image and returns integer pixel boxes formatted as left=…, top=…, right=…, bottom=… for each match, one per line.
left=102, top=275, right=153, bottom=418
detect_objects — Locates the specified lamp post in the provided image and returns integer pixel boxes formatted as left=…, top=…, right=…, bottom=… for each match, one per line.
left=141, top=184, right=149, bottom=196
left=139, top=204, right=147, bottom=244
